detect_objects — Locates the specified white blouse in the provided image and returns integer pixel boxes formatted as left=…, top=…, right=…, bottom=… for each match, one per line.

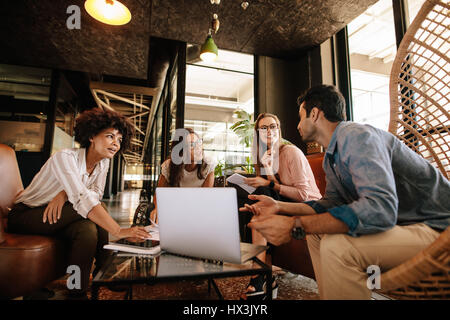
left=160, top=159, right=215, bottom=187
left=14, top=148, right=109, bottom=218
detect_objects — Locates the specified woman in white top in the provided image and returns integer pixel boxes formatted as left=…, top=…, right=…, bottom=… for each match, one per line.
left=150, top=128, right=215, bottom=222
left=8, top=108, right=149, bottom=299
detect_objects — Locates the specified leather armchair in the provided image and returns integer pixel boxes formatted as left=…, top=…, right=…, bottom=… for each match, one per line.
left=271, top=152, right=327, bottom=279
left=0, top=144, right=67, bottom=299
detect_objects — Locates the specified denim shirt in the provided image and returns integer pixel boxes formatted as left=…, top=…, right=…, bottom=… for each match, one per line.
left=305, top=122, right=450, bottom=237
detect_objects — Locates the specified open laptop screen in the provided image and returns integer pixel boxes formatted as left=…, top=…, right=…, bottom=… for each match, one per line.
left=156, top=188, right=242, bottom=264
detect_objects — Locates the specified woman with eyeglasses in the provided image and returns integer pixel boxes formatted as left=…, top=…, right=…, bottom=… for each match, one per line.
left=149, top=128, right=215, bottom=223
left=240, top=113, right=322, bottom=300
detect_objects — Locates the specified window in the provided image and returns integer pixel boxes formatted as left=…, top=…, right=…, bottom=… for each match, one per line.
left=348, top=0, right=397, bottom=131
left=185, top=47, right=254, bottom=170
left=406, top=0, right=427, bottom=25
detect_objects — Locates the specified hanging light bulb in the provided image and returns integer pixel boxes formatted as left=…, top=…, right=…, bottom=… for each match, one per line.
left=200, top=30, right=218, bottom=62
left=201, top=0, right=220, bottom=62
left=211, top=14, right=220, bottom=33
left=84, top=0, right=132, bottom=26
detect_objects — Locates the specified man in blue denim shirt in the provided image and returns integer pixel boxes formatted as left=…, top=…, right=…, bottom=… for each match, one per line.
left=241, top=85, right=450, bottom=299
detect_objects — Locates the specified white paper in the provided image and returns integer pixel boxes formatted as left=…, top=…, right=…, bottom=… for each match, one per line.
left=226, top=173, right=256, bottom=194
left=103, top=244, right=161, bottom=255
left=144, top=224, right=160, bottom=241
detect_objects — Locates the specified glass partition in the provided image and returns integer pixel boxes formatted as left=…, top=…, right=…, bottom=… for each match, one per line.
left=0, top=64, right=51, bottom=151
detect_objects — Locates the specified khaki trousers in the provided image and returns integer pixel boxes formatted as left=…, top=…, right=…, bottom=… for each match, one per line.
left=306, top=223, right=440, bottom=299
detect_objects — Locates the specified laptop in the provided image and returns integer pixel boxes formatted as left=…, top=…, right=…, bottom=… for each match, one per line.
left=155, top=187, right=267, bottom=264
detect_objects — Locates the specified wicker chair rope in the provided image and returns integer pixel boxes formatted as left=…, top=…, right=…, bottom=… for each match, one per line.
left=382, top=0, right=450, bottom=299
left=388, top=0, right=450, bottom=179
left=378, top=227, right=450, bottom=299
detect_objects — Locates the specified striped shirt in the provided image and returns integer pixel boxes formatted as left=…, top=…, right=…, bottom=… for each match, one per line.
left=14, top=148, right=110, bottom=218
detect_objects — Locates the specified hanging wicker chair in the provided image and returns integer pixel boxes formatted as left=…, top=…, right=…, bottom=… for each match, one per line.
left=380, top=0, right=450, bottom=299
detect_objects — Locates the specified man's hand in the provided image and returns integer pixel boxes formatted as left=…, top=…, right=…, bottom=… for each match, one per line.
left=244, top=176, right=270, bottom=188
left=239, top=194, right=280, bottom=217
left=248, top=215, right=296, bottom=246
left=43, top=190, right=67, bottom=224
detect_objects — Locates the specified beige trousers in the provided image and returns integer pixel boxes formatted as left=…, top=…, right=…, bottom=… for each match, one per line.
left=306, top=223, right=440, bottom=300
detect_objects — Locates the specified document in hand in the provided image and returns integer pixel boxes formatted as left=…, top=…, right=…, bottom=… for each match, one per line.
left=144, top=224, right=160, bottom=241
left=226, top=173, right=256, bottom=194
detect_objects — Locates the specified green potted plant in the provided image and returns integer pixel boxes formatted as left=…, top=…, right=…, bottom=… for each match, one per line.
left=229, top=110, right=256, bottom=176
left=230, top=110, right=255, bottom=148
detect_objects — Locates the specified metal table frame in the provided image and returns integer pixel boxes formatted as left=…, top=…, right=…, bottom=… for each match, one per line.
left=91, top=252, right=273, bottom=300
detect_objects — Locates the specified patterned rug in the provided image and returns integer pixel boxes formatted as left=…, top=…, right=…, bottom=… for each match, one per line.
left=46, top=270, right=320, bottom=300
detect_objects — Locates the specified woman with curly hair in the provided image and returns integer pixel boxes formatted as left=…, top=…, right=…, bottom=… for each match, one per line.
left=149, top=128, right=215, bottom=223
left=8, top=108, right=149, bottom=299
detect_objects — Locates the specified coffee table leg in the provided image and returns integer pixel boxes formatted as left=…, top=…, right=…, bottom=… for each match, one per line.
left=91, top=284, right=99, bottom=300
left=123, top=285, right=133, bottom=300
left=266, top=270, right=273, bottom=300
left=210, top=279, right=224, bottom=300
left=208, top=278, right=211, bottom=296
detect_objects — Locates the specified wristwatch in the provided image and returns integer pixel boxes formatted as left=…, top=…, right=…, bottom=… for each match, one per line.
left=291, top=226, right=306, bottom=240
left=268, top=180, right=275, bottom=189
left=291, top=217, right=306, bottom=240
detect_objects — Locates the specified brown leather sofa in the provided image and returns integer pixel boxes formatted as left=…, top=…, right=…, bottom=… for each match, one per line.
left=271, top=152, right=326, bottom=279
left=0, top=144, right=67, bottom=299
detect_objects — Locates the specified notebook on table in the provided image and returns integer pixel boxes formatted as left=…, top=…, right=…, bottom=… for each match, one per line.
left=104, top=238, right=161, bottom=255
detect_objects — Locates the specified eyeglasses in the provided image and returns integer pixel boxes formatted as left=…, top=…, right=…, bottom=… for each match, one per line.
left=258, top=124, right=278, bottom=132
left=189, top=140, right=203, bottom=148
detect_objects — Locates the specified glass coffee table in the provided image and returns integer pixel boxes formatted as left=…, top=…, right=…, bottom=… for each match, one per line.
left=91, top=247, right=272, bottom=300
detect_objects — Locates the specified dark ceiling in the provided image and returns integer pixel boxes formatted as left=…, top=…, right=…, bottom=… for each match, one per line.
left=0, top=0, right=377, bottom=80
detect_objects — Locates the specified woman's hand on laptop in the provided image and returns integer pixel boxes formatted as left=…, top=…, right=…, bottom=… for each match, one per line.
left=239, top=194, right=280, bottom=217
left=117, top=226, right=149, bottom=239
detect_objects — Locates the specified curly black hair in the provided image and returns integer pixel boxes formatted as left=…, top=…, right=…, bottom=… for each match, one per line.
left=74, top=108, right=135, bottom=152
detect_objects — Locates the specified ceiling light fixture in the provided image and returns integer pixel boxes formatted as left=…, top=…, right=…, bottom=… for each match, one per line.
left=84, top=0, right=132, bottom=26
left=200, top=30, right=219, bottom=62
left=200, top=1, right=221, bottom=62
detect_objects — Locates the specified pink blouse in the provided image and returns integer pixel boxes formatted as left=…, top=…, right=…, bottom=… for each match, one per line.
left=276, top=145, right=322, bottom=202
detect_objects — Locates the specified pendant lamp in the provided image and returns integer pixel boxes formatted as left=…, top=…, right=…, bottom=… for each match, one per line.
left=84, top=0, right=132, bottom=26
